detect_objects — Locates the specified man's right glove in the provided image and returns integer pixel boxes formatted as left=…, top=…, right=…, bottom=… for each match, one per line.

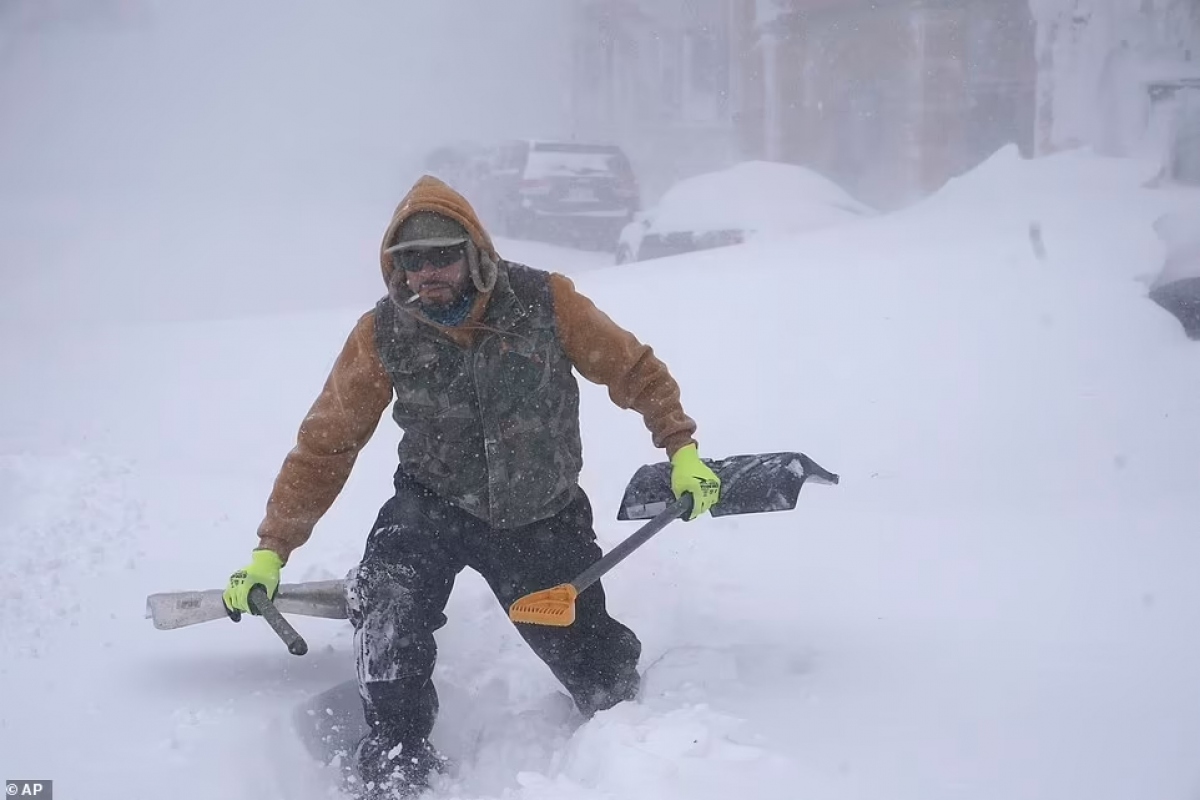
left=670, top=443, right=722, bottom=520
left=222, top=549, right=283, bottom=621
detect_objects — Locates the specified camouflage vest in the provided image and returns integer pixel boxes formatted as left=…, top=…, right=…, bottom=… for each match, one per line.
left=374, top=262, right=583, bottom=528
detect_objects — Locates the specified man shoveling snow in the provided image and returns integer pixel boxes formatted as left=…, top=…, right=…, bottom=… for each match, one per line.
left=219, top=176, right=723, bottom=798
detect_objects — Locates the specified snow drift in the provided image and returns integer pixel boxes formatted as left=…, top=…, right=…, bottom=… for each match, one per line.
left=4, top=140, right=1200, bottom=800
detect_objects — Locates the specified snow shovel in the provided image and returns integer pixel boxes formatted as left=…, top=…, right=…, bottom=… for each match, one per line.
left=508, top=451, right=838, bottom=627
left=145, top=579, right=347, bottom=654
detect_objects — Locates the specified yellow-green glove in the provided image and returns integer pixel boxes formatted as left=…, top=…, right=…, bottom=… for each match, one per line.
left=222, top=549, right=283, bottom=621
left=670, top=444, right=721, bottom=520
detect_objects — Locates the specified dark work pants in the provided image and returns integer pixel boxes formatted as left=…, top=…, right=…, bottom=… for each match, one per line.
left=345, top=473, right=642, bottom=777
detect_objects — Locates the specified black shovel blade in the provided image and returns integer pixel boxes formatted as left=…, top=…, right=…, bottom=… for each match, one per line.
left=617, top=451, right=839, bottom=520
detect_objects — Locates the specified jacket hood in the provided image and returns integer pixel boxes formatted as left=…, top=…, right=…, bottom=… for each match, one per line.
left=380, top=175, right=499, bottom=296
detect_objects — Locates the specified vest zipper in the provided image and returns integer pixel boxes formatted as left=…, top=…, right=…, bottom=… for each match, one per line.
left=469, top=335, right=501, bottom=526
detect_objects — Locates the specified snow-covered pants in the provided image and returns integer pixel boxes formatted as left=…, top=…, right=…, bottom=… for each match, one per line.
left=345, top=472, right=642, bottom=750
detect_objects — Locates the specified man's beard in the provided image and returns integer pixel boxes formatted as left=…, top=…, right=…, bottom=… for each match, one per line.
left=414, top=281, right=476, bottom=326
left=417, top=283, right=459, bottom=308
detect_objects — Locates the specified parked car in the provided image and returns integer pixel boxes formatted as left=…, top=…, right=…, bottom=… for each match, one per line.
left=616, top=161, right=874, bottom=264
left=467, top=140, right=640, bottom=250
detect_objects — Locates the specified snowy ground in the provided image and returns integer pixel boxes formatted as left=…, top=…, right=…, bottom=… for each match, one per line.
left=4, top=7, right=1200, bottom=797
left=4, top=142, right=1200, bottom=800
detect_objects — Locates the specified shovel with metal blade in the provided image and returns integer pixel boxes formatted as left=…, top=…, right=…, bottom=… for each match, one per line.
left=146, top=452, right=837, bottom=646
left=508, top=451, right=839, bottom=627
left=145, top=579, right=348, bottom=655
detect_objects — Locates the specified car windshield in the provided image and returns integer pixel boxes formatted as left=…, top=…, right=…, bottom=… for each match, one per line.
left=523, top=143, right=632, bottom=180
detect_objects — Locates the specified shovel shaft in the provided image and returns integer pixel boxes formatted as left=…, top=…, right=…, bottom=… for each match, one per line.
left=511, top=450, right=839, bottom=628
left=572, top=495, right=691, bottom=593
left=248, top=585, right=309, bottom=656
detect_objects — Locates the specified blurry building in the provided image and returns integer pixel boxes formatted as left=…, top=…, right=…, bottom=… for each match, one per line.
left=740, top=0, right=1037, bottom=209
left=568, top=0, right=749, bottom=201
left=571, top=0, right=1197, bottom=209
left=1035, top=0, right=1200, bottom=186
left=570, top=0, right=1036, bottom=208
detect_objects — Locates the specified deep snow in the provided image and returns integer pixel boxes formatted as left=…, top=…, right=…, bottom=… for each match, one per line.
left=4, top=144, right=1200, bottom=800
left=5, top=2, right=1200, bottom=798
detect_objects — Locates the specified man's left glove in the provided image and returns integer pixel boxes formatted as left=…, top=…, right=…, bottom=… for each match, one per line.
left=670, top=443, right=722, bottom=520
left=222, top=549, right=283, bottom=621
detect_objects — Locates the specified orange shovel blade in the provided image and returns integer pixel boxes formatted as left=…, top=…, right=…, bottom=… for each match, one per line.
left=508, top=583, right=579, bottom=627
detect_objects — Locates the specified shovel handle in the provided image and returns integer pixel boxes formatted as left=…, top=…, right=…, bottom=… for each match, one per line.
left=248, top=585, right=309, bottom=656
left=572, top=495, right=692, bottom=594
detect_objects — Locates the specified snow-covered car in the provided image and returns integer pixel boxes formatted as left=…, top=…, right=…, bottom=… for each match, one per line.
left=615, top=161, right=874, bottom=264
left=1149, top=209, right=1200, bottom=339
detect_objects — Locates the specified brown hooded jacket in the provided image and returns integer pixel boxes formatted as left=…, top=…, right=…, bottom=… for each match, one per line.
left=255, top=176, right=697, bottom=561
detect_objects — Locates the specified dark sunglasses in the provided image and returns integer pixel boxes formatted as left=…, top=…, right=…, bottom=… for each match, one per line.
left=393, top=245, right=467, bottom=273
